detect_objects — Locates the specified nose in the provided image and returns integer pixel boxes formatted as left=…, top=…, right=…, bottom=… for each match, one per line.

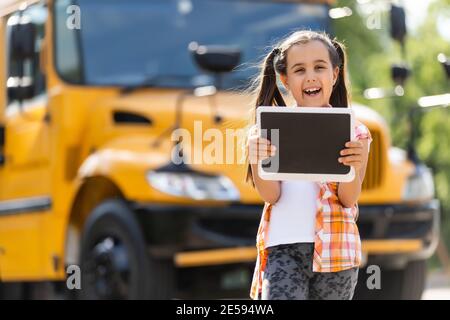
left=305, top=72, right=317, bottom=83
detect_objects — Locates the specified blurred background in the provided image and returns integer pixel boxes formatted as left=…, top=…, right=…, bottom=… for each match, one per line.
left=0, top=0, right=449, bottom=300
left=333, top=0, right=450, bottom=299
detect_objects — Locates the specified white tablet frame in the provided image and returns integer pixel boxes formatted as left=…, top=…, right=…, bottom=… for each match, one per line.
left=256, top=106, right=355, bottom=182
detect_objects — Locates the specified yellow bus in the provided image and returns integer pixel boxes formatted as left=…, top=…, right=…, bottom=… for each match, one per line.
left=0, top=0, right=440, bottom=299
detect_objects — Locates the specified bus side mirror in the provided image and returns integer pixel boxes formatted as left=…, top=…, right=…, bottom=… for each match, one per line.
left=8, top=15, right=36, bottom=101
left=9, top=15, right=36, bottom=60
left=390, top=5, right=407, bottom=44
left=189, top=42, right=241, bottom=74
left=7, top=76, right=35, bottom=101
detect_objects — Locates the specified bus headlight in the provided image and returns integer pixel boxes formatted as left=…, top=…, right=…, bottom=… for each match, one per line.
left=147, top=171, right=240, bottom=201
left=402, top=165, right=435, bottom=201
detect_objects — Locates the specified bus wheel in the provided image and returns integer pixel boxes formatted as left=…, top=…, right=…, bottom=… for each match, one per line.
left=79, top=199, right=173, bottom=299
left=0, top=282, right=28, bottom=299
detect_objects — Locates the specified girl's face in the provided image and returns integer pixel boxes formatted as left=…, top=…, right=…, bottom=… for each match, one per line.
left=280, top=40, right=339, bottom=107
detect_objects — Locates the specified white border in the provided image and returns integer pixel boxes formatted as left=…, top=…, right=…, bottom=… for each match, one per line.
left=256, top=106, right=355, bottom=182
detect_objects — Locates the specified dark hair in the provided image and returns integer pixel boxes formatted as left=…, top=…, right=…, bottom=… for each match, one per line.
left=244, top=30, right=351, bottom=187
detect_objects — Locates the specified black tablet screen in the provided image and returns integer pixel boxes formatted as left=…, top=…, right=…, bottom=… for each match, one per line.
left=260, top=111, right=351, bottom=175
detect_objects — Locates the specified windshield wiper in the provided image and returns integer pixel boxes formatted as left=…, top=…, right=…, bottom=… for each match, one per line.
left=120, top=74, right=198, bottom=95
left=120, top=74, right=248, bottom=95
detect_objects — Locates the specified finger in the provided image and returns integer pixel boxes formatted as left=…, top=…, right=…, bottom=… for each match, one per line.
left=338, top=155, right=362, bottom=163
left=342, top=161, right=361, bottom=167
left=250, top=148, right=272, bottom=158
left=248, top=140, right=269, bottom=150
left=253, top=146, right=273, bottom=154
left=257, top=144, right=276, bottom=152
left=340, top=148, right=362, bottom=156
left=257, top=148, right=277, bottom=159
left=249, top=154, right=271, bottom=163
left=340, top=156, right=362, bottom=163
left=249, top=138, right=269, bottom=148
left=342, top=159, right=361, bottom=164
left=250, top=144, right=272, bottom=151
left=345, top=141, right=363, bottom=148
left=258, top=138, right=272, bottom=146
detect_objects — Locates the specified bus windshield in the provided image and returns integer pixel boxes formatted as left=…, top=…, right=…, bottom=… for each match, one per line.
left=54, top=0, right=330, bottom=89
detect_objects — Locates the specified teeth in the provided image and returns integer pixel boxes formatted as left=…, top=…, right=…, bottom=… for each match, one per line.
left=304, top=88, right=321, bottom=94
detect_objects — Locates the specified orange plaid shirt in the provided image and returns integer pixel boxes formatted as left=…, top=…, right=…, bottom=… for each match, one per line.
left=250, top=123, right=372, bottom=300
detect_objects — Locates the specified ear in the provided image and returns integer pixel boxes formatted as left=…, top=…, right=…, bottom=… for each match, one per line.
left=279, top=73, right=289, bottom=90
left=332, top=66, right=339, bottom=86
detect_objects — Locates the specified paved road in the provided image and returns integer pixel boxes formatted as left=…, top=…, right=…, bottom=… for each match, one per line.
left=422, top=288, right=450, bottom=299
left=422, top=271, right=450, bottom=300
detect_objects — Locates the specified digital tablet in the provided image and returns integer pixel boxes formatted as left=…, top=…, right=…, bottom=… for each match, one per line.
left=256, top=106, right=355, bottom=182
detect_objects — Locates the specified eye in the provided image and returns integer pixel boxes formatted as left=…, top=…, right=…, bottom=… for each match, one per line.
left=295, top=68, right=305, bottom=73
left=315, top=65, right=326, bottom=70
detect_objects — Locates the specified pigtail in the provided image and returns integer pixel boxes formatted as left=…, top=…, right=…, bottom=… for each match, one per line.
left=330, top=40, right=350, bottom=108
left=245, top=48, right=286, bottom=188
left=255, top=48, right=287, bottom=109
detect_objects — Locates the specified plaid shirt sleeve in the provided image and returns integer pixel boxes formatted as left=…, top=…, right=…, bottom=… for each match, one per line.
left=355, top=122, right=373, bottom=145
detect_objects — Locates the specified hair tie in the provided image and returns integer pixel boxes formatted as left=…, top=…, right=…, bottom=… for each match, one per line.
left=272, top=48, right=280, bottom=56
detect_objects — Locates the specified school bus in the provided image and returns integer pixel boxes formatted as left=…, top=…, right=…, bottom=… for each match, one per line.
left=0, top=0, right=440, bottom=299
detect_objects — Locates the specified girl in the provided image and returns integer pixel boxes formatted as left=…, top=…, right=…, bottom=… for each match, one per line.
left=245, top=30, right=372, bottom=300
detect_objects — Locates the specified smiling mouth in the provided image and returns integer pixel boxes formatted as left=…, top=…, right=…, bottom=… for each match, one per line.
left=303, top=88, right=322, bottom=97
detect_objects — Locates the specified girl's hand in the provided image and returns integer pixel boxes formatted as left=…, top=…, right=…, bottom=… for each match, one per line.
left=247, top=125, right=277, bottom=164
left=338, top=141, right=366, bottom=171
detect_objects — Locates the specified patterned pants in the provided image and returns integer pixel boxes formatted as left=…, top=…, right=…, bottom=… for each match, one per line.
left=261, top=242, right=359, bottom=300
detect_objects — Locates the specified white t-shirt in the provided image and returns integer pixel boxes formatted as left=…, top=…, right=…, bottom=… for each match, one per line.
left=264, top=180, right=319, bottom=249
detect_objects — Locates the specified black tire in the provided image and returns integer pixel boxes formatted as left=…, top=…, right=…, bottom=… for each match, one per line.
left=401, top=260, right=427, bottom=300
left=354, top=260, right=426, bottom=300
left=0, top=282, right=29, bottom=300
left=79, top=199, right=174, bottom=300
